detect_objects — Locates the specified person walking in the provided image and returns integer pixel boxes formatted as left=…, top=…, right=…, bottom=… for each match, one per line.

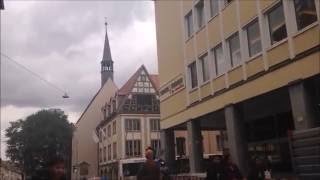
left=31, top=156, right=66, bottom=180
left=247, top=157, right=272, bottom=180
left=223, top=155, right=243, bottom=180
left=206, top=155, right=226, bottom=180
left=137, top=147, right=160, bottom=180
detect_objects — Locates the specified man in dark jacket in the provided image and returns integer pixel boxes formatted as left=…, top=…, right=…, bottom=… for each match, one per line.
left=137, top=147, right=160, bottom=180
left=206, top=155, right=225, bottom=180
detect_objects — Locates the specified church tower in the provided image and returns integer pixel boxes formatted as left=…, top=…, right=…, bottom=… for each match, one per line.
left=101, top=21, right=114, bottom=87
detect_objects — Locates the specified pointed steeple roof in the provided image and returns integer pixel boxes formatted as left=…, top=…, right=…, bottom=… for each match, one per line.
left=102, top=21, right=112, bottom=62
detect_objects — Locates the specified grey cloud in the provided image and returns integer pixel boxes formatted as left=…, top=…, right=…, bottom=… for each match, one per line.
left=1, top=1, right=156, bottom=115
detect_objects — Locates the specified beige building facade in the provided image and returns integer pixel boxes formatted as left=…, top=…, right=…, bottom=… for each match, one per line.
left=71, top=22, right=118, bottom=179
left=72, top=79, right=118, bottom=179
left=155, top=0, right=320, bottom=178
left=96, top=65, right=161, bottom=179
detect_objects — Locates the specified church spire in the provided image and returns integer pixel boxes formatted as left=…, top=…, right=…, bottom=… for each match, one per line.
left=101, top=19, right=114, bottom=87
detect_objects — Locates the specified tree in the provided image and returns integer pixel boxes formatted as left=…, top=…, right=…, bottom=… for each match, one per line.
left=5, top=109, right=73, bottom=176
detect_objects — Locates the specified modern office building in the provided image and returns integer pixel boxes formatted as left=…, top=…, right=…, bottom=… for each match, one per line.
left=155, top=0, right=320, bottom=178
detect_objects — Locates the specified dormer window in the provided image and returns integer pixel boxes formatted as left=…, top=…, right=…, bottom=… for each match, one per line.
left=112, top=99, right=116, bottom=112
left=107, top=104, right=111, bottom=116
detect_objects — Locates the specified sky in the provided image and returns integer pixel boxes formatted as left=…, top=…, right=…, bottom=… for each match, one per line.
left=0, top=1, right=158, bottom=160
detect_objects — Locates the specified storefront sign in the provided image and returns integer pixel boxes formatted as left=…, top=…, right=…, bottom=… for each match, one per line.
left=160, top=76, right=185, bottom=100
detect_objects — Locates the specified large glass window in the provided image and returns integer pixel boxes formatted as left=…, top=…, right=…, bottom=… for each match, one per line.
left=246, top=20, right=262, bottom=57
left=200, top=53, right=210, bottom=83
left=228, top=33, right=241, bottom=67
left=210, top=0, right=219, bottom=17
left=267, top=3, right=287, bottom=44
left=185, top=11, right=193, bottom=38
left=212, top=44, right=226, bottom=76
left=176, top=137, right=186, bottom=157
left=188, top=62, right=198, bottom=89
left=150, top=119, right=160, bottom=131
left=195, top=0, right=204, bottom=29
left=151, top=139, right=161, bottom=156
left=125, top=119, right=141, bottom=131
left=294, top=0, right=318, bottom=30
left=126, top=140, right=141, bottom=157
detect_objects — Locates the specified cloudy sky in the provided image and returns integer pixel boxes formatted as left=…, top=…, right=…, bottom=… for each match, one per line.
left=0, top=1, right=157, bottom=159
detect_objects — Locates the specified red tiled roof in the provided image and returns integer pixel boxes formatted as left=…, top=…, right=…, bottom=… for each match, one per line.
left=149, top=74, right=159, bottom=90
left=117, top=65, right=159, bottom=95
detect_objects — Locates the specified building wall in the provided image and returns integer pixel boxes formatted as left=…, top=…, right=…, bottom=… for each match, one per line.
left=155, top=0, right=320, bottom=129
left=72, top=79, right=118, bottom=179
left=174, top=130, right=222, bottom=157
left=98, top=114, right=161, bottom=168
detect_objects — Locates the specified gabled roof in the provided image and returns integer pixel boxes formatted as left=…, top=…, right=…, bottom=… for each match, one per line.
left=149, top=74, right=159, bottom=90
left=117, top=65, right=159, bottom=95
left=76, top=78, right=118, bottom=124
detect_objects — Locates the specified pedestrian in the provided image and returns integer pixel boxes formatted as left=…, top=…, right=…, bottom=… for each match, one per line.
left=247, top=156, right=271, bottom=180
left=31, top=156, right=66, bottom=180
left=159, top=159, right=171, bottom=180
left=206, top=155, right=226, bottom=180
left=137, top=147, right=160, bottom=180
left=223, top=155, right=243, bottom=180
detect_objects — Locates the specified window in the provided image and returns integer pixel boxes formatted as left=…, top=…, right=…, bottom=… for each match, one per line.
left=108, top=144, right=111, bottom=160
left=112, top=99, right=116, bottom=112
left=195, top=0, right=204, bottom=29
left=150, top=119, right=160, bottom=131
left=113, top=142, right=117, bottom=159
left=228, top=33, right=241, bottom=67
left=133, top=73, right=155, bottom=93
left=185, top=11, right=193, bottom=38
left=112, top=121, right=116, bottom=135
left=176, top=137, right=186, bottom=156
left=151, top=139, right=161, bottom=155
left=103, top=146, right=106, bottom=162
left=199, top=53, right=210, bottom=83
left=216, top=135, right=223, bottom=151
left=125, top=119, right=141, bottom=131
left=126, top=140, right=141, bottom=157
left=210, top=0, right=219, bottom=17
left=107, top=125, right=111, bottom=137
left=267, top=3, right=287, bottom=44
left=294, top=0, right=318, bottom=30
left=99, top=131, right=102, bottom=142
left=188, top=62, right=198, bottom=89
left=99, top=148, right=102, bottom=162
left=103, top=128, right=106, bottom=140
left=212, top=44, right=226, bottom=76
left=246, top=19, right=262, bottom=57
left=137, top=95, right=152, bottom=106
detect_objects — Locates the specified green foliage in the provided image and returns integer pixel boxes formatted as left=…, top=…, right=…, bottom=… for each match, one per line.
left=5, top=109, right=73, bottom=175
